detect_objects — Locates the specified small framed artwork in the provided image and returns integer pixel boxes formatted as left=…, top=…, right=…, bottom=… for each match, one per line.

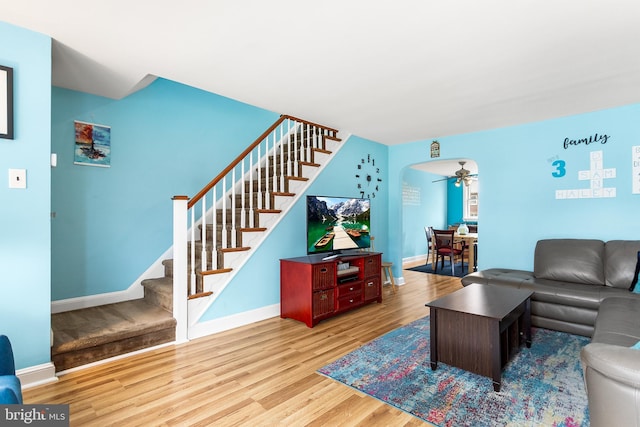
left=430, top=140, right=440, bottom=158
left=74, top=121, right=111, bottom=167
left=0, top=65, right=14, bottom=139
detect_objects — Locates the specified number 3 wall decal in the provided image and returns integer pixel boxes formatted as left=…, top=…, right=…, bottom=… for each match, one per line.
left=552, top=160, right=566, bottom=178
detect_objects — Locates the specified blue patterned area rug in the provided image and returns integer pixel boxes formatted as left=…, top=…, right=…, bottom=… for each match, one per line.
left=405, top=262, right=468, bottom=278
left=318, top=316, right=590, bottom=426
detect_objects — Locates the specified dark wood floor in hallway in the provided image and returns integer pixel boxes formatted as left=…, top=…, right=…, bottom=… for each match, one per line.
left=25, top=264, right=462, bottom=426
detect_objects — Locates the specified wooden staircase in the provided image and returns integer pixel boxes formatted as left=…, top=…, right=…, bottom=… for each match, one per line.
left=50, top=116, right=342, bottom=371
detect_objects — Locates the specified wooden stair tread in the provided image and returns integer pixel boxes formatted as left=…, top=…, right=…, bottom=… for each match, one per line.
left=201, top=268, right=233, bottom=275
left=219, top=246, right=251, bottom=253
left=300, top=161, right=320, bottom=167
left=238, top=227, right=267, bottom=232
left=188, top=291, right=214, bottom=300
left=272, top=191, right=295, bottom=197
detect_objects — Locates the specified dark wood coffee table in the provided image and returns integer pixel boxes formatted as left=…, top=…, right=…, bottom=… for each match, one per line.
left=425, top=283, right=533, bottom=391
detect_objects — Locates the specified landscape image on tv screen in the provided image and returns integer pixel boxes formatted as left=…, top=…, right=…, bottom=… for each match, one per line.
left=306, top=196, right=371, bottom=254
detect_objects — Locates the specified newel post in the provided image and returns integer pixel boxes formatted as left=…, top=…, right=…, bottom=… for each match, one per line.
left=172, top=195, right=189, bottom=343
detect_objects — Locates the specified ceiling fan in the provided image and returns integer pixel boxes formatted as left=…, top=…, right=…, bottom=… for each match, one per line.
left=432, top=161, right=478, bottom=187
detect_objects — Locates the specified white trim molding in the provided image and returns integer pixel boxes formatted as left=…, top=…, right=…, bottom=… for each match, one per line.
left=18, top=362, right=57, bottom=389
left=188, top=304, right=280, bottom=340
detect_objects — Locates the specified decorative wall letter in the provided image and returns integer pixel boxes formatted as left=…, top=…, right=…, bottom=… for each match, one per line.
left=555, top=150, right=616, bottom=199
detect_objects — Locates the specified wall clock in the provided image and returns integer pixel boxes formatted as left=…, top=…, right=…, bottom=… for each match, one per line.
left=355, top=154, right=382, bottom=198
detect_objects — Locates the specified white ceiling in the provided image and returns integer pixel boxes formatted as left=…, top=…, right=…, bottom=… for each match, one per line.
left=2, top=1, right=640, bottom=145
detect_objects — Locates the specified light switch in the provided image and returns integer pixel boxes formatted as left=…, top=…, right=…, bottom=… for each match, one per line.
left=9, top=169, right=26, bottom=189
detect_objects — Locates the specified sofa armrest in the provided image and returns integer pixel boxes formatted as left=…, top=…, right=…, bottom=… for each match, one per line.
left=581, top=343, right=640, bottom=388
left=580, top=342, right=640, bottom=427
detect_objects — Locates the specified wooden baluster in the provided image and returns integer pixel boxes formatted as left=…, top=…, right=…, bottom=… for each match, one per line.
left=221, top=176, right=227, bottom=249
left=231, top=167, right=237, bottom=247
left=257, top=142, right=262, bottom=210
left=248, top=150, right=254, bottom=228
left=200, top=194, right=207, bottom=272
left=268, top=132, right=275, bottom=206
left=279, top=122, right=284, bottom=192
left=190, top=207, right=196, bottom=296
left=211, top=185, right=217, bottom=269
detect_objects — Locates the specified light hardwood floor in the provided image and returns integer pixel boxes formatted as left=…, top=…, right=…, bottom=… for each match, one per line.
left=25, top=263, right=462, bottom=426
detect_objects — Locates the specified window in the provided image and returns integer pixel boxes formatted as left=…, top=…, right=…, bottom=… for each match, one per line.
left=463, top=178, right=478, bottom=220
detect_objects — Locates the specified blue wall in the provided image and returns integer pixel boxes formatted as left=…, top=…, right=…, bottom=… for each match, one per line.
left=51, top=80, right=279, bottom=299
left=0, top=22, right=52, bottom=369
left=401, top=167, right=447, bottom=259
left=388, top=104, right=640, bottom=277
left=446, top=180, right=464, bottom=226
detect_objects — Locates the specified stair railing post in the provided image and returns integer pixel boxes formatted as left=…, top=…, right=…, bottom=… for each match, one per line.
left=279, top=122, right=285, bottom=192
left=172, top=195, right=189, bottom=343
left=248, top=151, right=254, bottom=228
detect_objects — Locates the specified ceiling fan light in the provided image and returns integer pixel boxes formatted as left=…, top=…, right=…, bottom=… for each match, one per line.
left=455, top=179, right=461, bottom=187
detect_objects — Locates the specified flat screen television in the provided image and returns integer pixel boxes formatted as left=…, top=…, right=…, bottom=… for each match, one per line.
left=306, top=195, right=371, bottom=255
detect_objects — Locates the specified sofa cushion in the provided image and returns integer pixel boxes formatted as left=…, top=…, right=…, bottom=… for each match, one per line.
left=534, top=239, right=605, bottom=285
left=591, top=297, right=640, bottom=346
left=604, top=241, right=640, bottom=289
left=461, top=268, right=534, bottom=287
left=519, top=277, right=603, bottom=309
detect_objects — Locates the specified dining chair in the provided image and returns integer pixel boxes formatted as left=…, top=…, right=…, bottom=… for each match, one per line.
left=424, top=226, right=434, bottom=266
left=432, top=229, right=465, bottom=276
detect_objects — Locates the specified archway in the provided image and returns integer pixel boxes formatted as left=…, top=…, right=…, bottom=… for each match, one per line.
left=400, top=158, right=479, bottom=267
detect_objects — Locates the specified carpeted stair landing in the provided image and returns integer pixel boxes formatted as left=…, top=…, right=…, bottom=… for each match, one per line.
left=51, top=284, right=176, bottom=372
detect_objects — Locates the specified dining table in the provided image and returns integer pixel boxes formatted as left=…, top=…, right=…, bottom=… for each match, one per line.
left=455, top=232, right=478, bottom=272
left=431, top=232, right=478, bottom=273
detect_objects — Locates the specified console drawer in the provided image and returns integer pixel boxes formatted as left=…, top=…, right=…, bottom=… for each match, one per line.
left=336, top=293, right=363, bottom=312
left=311, top=263, right=336, bottom=291
left=363, top=255, right=381, bottom=277
left=336, top=281, right=363, bottom=298
left=312, top=289, right=335, bottom=318
left=363, top=276, right=381, bottom=301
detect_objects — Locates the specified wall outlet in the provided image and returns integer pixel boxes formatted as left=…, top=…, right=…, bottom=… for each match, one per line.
left=9, top=169, right=27, bottom=189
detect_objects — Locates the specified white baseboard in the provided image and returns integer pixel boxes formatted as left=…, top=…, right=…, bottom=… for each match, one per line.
left=188, top=304, right=280, bottom=340
left=18, top=362, right=57, bottom=389
left=51, top=286, right=144, bottom=313
left=403, top=253, right=429, bottom=264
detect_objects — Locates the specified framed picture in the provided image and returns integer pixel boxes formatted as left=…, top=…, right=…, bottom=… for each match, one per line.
left=74, top=121, right=111, bottom=167
left=430, top=140, right=440, bottom=158
left=0, top=65, right=14, bottom=139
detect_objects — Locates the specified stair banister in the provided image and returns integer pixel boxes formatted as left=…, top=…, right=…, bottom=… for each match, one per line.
left=173, top=114, right=340, bottom=336
left=186, top=115, right=337, bottom=209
